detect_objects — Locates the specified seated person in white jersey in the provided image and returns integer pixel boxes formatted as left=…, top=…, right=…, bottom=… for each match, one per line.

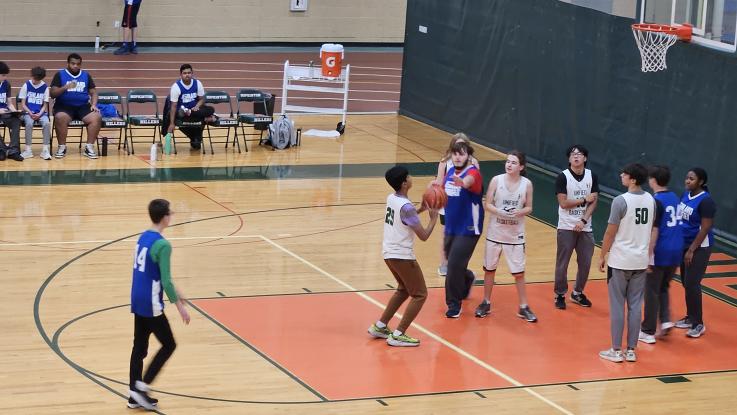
left=50, top=53, right=102, bottom=159
left=0, top=61, right=24, bottom=161
left=164, top=64, right=215, bottom=150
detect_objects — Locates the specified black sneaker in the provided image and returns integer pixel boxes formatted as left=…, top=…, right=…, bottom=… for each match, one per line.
left=129, top=387, right=156, bottom=411
left=127, top=396, right=158, bottom=409
left=7, top=151, right=23, bottom=162
left=190, top=140, right=201, bottom=150
left=445, top=307, right=461, bottom=318
left=555, top=294, right=566, bottom=310
left=475, top=301, right=491, bottom=318
left=571, top=292, right=592, bottom=307
left=0, top=150, right=6, bottom=161
left=517, top=306, right=538, bottom=322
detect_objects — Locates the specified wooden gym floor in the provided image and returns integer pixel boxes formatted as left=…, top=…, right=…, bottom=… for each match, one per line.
left=2, top=51, right=737, bottom=414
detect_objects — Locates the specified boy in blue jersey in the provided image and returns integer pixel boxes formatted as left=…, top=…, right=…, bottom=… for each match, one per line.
left=50, top=53, right=102, bottom=159
left=164, top=64, right=215, bottom=150
left=128, top=199, right=190, bottom=410
left=114, top=0, right=143, bottom=55
left=19, top=66, right=52, bottom=160
left=639, top=165, right=683, bottom=344
left=0, top=61, right=24, bottom=162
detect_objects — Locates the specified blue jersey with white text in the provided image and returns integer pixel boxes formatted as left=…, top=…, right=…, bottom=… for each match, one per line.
left=56, top=69, right=90, bottom=107
left=131, top=230, right=165, bottom=317
left=678, top=190, right=715, bottom=248
left=653, top=191, right=684, bottom=266
left=176, top=79, right=200, bottom=110
left=443, top=165, right=484, bottom=236
left=0, top=80, right=8, bottom=109
left=24, top=81, right=48, bottom=114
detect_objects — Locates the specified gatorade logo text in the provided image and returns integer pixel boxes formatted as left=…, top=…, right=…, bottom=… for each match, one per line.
left=326, top=56, right=336, bottom=68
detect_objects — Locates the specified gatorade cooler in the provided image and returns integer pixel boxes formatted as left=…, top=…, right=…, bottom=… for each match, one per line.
left=320, top=43, right=344, bottom=78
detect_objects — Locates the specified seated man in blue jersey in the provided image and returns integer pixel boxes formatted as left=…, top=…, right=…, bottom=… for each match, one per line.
left=0, top=61, right=24, bottom=161
left=50, top=53, right=102, bottom=159
left=164, top=64, right=215, bottom=150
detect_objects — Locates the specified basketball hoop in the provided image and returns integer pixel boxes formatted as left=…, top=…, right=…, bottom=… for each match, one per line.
left=631, top=23, right=689, bottom=73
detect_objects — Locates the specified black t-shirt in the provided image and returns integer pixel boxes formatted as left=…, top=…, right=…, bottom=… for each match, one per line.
left=697, top=195, right=717, bottom=218
left=51, top=71, right=96, bottom=90
left=555, top=168, right=600, bottom=195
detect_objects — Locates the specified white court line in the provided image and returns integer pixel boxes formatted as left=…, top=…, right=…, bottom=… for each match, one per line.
left=0, top=234, right=262, bottom=247
left=66, top=68, right=402, bottom=78
left=258, top=235, right=573, bottom=414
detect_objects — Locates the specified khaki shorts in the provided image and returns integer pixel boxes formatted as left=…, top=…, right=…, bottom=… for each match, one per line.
left=484, top=240, right=525, bottom=274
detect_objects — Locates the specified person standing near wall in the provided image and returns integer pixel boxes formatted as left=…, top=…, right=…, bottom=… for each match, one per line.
left=598, top=163, right=655, bottom=363
left=675, top=167, right=716, bottom=339
left=553, top=145, right=599, bottom=309
left=114, top=0, right=143, bottom=55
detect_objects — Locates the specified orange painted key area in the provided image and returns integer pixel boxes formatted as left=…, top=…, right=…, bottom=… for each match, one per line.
left=194, top=279, right=737, bottom=400
left=710, top=252, right=735, bottom=261
left=702, top=276, right=737, bottom=298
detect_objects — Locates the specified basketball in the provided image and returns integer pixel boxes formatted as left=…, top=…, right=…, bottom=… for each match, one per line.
left=422, top=184, right=447, bottom=209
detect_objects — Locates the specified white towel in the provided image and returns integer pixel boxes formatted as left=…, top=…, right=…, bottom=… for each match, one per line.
left=303, top=129, right=340, bottom=138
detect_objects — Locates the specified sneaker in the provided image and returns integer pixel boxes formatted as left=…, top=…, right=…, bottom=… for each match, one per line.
left=475, top=301, right=491, bottom=318
left=437, top=264, right=447, bottom=277
left=84, top=144, right=98, bottom=159
left=446, top=307, right=461, bottom=318
left=0, top=151, right=5, bottom=161
left=555, top=294, right=566, bottom=310
left=625, top=349, right=637, bottom=362
left=570, top=292, right=592, bottom=307
left=517, top=306, right=538, bottom=322
left=113, top=44, right=130, bottom=55
left=638, top=331, right=656, bottom=344
left=40, top=147, right=52, bottom=160
left=54, top=145, right=67, bottom=159
left=130, top=44, right=139, bottom=54
left=599, top=348, right=624, bottom=363
left=686, top=324, right=706, bottom=338
left=21, top=148, right=33, bottom=159
left=660, top=321, right=675, bottom=336
left=387, top=332, right=420, bottom=347
left=367, top=323, right=391, bottom=339
left=7, top=151, right=24, bottom=162
left=129, top=383, right=156, bottom=411
left=675, top=316, right=691, bottom=329
left=127, top=396, right=158, bottom=409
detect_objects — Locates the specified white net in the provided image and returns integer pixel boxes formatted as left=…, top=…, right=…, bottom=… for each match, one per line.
left=632, top=25, right=678, bottom=73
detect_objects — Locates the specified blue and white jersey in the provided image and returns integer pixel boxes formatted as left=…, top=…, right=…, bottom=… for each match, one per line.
left=175, top=79, right=200, bottom=110
left=678, top=190, right=716, bottom=248
left=0, top=80, right=8, bottom=109
left=444, top=165, right=484, bottom=236
left=131, top=230, right=165, bottom=317
left=653, top=191, right=684, bottom=266
left=56, top=69, right=90, bottom=107
left=22, top=81, right=49, bottom=114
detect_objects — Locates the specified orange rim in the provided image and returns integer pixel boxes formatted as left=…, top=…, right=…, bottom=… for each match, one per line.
left=632, top=23, right=678, bottom=34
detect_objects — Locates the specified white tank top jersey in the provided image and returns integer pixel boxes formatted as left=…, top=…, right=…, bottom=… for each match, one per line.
left=557, top=168, right=593, bottom=232
left=487, top=174, right=529, bottom=244
left=608, top=192, right=655, bottom=270
left=383, top=193, right=416, bottom=260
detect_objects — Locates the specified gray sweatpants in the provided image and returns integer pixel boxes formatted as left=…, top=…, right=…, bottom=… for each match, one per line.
left=607, top=267, right=646, bottom=349
left=554, top=230, right=595, bottom=295
left=23, top=114, right=51, bottom=146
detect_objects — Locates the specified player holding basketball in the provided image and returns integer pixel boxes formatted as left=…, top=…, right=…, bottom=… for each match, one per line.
left=368, top=166, right=438, bottom=347
left=475, top=150, right=537, bottom=322
left=675, top=167, right=716, bottom=338
left=598, top=163, right=655, bottom=363
left=128, top=199, right=190, bottom=410
left=443, top=140, right=484, bottom=318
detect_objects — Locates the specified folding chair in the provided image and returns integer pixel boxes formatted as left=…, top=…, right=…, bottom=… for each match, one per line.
left=203, top=90, right=239, bottom=154
left=125, top=89, right=163, bottom=155
left=50, top=100, right=87, bottom=153
left=236, top=89, right=273, bottom=152
left=96, top=91, right=127, bottom=155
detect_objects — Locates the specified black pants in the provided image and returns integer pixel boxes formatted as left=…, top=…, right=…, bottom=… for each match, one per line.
left=0, top=113, right=21, bottom=153
left=162, top=99, right=215, bottom=143
left=681, top=247, right=711, bottom=327
left=443, top=234, right=479, bottom=310
left=129, top=314, right=177, bottom=390
left=641, top=265, right=677, bottom=334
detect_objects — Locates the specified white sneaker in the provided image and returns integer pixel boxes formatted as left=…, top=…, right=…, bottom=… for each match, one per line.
left=686, top=324, right=706, bottom=338
left=638, top=331, right=656, bottom=344
left=21, top=148, right=34, bottom=159
left=40, top=147, right=52, bottom=160
left=625, top=349, right=637, bottom=362
left=54, top=145, right=67, bottom=159
left=660, top=321, right=674, bottom=337
left=599, top=348, right=624, bottom=363
left=83, top=144, right=98, bottom=159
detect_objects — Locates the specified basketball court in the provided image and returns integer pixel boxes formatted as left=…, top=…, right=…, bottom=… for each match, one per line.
left=3, top=1, right=737, bottom=414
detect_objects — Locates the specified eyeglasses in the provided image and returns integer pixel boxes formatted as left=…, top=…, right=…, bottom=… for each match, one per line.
left=570, top=151, right=585, bottom=156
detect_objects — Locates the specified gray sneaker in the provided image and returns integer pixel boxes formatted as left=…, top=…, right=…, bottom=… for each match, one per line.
left=437, top=264, right=447, bottom=277
left=517, top=306, right=537, bottom=323
left=686, top=324, right=706, bottom=338
left=474, top=301, right=491, bottom=318
left=599, top=348, right=624, bottom=363
left=625, top=349, right=637, bottom=362
left=675, top=316, right=691, bottom=329
left=54, top=145, right=67, bottom=159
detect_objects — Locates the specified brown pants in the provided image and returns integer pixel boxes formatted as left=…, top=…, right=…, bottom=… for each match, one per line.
left=380, top=259, right=428, bottom=333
